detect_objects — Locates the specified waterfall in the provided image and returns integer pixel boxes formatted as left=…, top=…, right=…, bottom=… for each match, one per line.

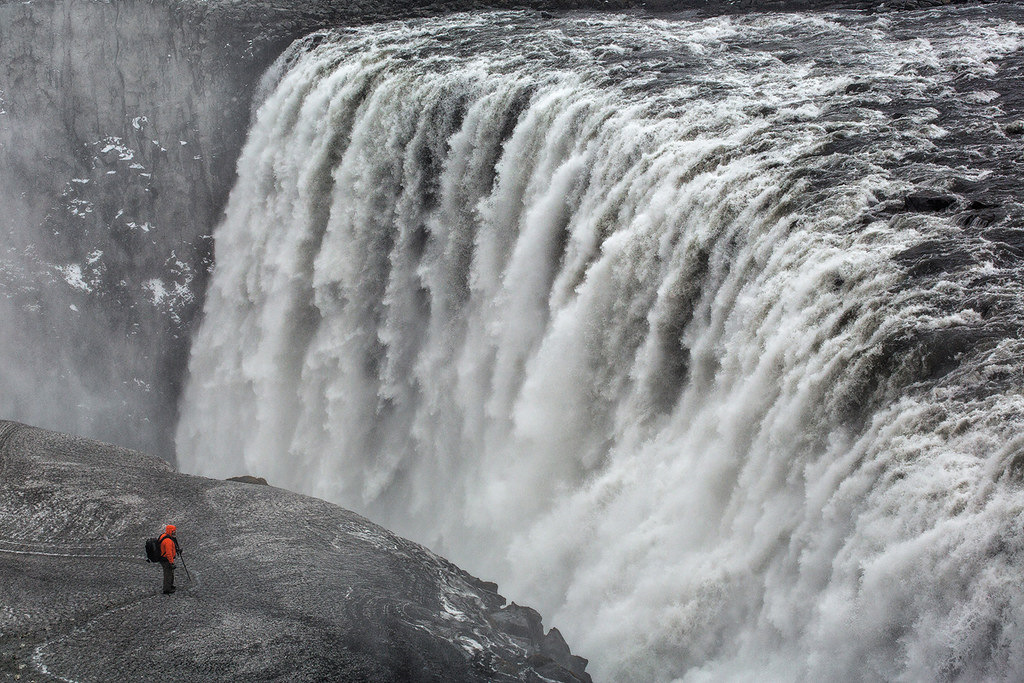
left=177, top=10, right=1024, bottom=680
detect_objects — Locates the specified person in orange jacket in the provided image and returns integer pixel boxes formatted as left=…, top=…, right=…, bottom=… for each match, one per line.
left=159, top=525, right=179, bottom=594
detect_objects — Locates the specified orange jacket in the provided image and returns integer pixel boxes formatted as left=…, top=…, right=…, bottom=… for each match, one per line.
left=160, top=524, right=177, bottom=564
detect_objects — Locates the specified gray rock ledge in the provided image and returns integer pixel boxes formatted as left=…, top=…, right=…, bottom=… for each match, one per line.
left=0, top=420, right=591, bottom=682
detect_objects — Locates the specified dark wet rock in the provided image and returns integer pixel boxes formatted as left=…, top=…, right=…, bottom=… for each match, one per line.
left=491, top=603, right=546, bottom=642
left=541, top=627, right=590, bottom=677
left=904, top=191, right=958, bottom=213
left=226, top=475, right=270, bottom=485
left=0, top=420, right=591, bottom=682
left=898, top=239, right=972, bottom=276
left=1004, top=120, right=1024, bottom=135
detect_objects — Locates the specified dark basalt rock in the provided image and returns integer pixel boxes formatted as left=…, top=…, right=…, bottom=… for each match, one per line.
left=1003, top=120, right=1024, bottom=135
left=542, top=628, right=590, bottom=677
left=904, top=192, right=958, bottom=213
left=897, top=239, right=973, bottom=276
left=226, top=475, right=270, bottom=485
left=0, top=420, right=591, bottom=682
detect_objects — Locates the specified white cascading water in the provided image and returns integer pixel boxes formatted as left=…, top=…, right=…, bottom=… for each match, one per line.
left=177, top=11, right=1024, bottom=680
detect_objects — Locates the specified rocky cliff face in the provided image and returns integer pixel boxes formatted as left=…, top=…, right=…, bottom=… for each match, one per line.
left=0, top=0, right=266, bottom=458
left=0, top=419, right=591, bottom=681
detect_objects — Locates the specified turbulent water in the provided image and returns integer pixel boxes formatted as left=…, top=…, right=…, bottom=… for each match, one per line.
left=177, top=8, right=1024, bottom=680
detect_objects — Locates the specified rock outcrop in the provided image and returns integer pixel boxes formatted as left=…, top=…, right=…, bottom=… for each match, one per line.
left=0, top=419, right=590, bottom=681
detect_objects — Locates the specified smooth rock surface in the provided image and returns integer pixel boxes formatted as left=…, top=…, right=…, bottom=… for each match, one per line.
left=0, top=420, right=590, bottom=682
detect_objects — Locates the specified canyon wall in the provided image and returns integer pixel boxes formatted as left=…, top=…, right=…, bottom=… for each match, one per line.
left=0, top=0, right=263, bottom=457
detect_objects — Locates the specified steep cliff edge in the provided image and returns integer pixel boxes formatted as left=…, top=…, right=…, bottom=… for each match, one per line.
left=0, top=420, right=591, bottom=681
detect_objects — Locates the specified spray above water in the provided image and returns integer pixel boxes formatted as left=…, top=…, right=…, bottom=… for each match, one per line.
left=178, top=10, right=1024, bottom=680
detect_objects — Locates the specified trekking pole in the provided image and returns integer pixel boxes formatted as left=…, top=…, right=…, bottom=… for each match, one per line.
left=178, top=548, right=193, bottom=583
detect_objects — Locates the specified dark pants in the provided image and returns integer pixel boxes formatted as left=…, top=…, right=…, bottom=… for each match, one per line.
left=161, top=560, right=175, bottom=592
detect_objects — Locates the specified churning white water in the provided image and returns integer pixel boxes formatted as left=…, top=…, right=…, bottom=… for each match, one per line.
left=177, top=10, right=1024, bottom=680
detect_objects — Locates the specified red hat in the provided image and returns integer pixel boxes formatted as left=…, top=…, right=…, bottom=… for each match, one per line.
left=165, top=524, right=176, bottom=535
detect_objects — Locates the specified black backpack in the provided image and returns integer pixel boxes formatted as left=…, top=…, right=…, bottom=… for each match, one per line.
left=145, top=533, right=173, bottom=563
